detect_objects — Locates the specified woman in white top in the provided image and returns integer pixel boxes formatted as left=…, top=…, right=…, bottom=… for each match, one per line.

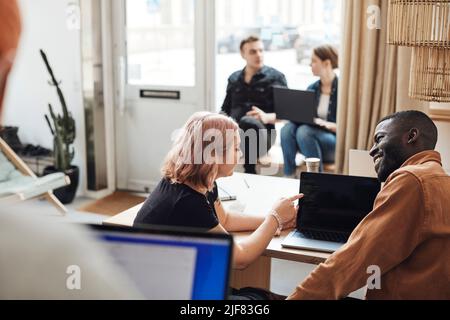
left=280, top=45, right=339, bottom=175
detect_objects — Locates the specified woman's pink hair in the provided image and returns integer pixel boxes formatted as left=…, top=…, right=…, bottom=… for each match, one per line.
left=162, top=112, right=239, bottom=190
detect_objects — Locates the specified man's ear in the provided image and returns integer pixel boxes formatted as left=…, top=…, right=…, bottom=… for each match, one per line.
left=407, top=128, right=419, bottom=144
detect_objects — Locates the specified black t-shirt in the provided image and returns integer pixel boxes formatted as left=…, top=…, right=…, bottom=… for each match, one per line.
left=133, top=178, right=219, bottom=230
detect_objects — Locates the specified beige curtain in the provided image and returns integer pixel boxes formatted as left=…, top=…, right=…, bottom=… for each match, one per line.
left=336, top=0, right=398, bottom=174
left=336, top=0, right=432, bottom=174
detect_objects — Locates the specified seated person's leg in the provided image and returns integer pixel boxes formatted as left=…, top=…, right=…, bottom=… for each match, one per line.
left=280, top=122, right=299, bottom=176
left=296, top=125, right=328, bottom=172
left=238, top=116, right=269, bottom=174
left=315, top=129, right=336, bottom=164
left=261, top=124, right=276, bottom=159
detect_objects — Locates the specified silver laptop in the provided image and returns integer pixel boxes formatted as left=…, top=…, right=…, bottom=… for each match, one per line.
left=273, top=86, right=316, bottom=125
left=282, top=172, right=380, bottom=253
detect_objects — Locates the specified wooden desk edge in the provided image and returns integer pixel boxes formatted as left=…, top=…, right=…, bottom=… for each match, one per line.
left=264, top=247, right=328, bottom=264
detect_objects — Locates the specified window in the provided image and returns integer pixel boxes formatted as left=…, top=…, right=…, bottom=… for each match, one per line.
left=215, top=0, right=342, bottom=110
left=126, top=0, right=195, bottom=87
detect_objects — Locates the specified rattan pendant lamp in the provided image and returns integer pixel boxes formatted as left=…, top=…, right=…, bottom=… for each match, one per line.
left=388, top=0, right=450, bottom=102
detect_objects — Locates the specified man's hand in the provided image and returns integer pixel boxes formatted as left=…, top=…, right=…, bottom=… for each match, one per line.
left=247, top=106, right=276, bottom=124
left=246, top=106, right=263, bottom=121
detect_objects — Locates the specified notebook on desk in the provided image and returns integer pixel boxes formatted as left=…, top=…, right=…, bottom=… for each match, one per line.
left=281, top=172, right=380, bottom=253
left=89, top=224, right=233, bottom=300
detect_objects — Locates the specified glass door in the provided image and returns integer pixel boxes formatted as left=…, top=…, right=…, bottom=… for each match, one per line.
left=113, top=0, right=212, bottom=192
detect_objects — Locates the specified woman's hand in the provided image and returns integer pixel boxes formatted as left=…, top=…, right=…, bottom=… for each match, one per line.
left=247, top=106, right=276, bottom=124
left=283, top=217, right=297, bottom=230
left=314, top=118, right=337, bottom=133
left=314, top=118, right=328, bottom=129
left=270, top=194, right=303, bottom=230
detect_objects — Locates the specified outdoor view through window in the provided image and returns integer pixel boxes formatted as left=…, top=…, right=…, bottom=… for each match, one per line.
left=216, top=0, right=342, bottom=110
left=124, top=0, right=342, bottom=109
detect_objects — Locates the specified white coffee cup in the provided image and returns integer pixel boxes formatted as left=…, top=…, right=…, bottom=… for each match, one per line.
left=305, top=158, right=320, bottom=173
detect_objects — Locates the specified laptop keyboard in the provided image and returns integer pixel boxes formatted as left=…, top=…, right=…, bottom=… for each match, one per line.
left=299, top=230, right=348, bottom=243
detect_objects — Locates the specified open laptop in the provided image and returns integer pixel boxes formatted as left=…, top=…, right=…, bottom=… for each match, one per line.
left=281, top=172, right=381, bottom=253
left=89, top=224, right=233, bottom=300
left=273, top=86, right=316, bottom=125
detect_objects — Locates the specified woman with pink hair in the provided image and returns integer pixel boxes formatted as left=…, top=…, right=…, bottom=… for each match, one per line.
left=134, top=111, right=302, bottom=269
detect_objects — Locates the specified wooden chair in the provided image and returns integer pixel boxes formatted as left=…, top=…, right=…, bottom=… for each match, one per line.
left=0, top=137, right=69, bottom=214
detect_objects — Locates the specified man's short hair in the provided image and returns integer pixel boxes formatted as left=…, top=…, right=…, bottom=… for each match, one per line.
left=240, top=36, right=261, bottom=52
left=379, top=110, right=438, bottom=149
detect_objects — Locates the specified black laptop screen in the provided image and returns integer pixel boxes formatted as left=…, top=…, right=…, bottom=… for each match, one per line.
left=298, top=172, right=381, bottom=234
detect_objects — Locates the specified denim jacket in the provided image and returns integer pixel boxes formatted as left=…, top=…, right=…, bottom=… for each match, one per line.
left=221, top=65, right=287, bottom=123
left=307, top=76, right=338, bottom=123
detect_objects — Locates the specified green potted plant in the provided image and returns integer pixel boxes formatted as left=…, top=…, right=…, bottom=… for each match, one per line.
left=41, top=49, right=79, bottom=204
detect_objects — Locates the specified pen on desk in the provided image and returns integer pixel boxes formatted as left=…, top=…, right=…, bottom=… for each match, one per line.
left=218, top=186, right=236, bottom=201
left=243, top=178, right=250, bottom=189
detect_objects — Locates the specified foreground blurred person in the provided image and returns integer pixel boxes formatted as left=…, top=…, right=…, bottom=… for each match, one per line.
left=0, top=0, right=141, bottom=299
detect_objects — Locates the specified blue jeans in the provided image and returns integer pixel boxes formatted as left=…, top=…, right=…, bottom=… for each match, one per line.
left=280, top=122, right=336, bottom=175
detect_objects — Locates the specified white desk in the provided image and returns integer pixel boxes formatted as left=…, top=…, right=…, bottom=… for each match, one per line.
left=103, top=173, right=330, bottom=289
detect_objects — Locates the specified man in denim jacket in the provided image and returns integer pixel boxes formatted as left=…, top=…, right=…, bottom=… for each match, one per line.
left=221, top=36, right=287, bottom=174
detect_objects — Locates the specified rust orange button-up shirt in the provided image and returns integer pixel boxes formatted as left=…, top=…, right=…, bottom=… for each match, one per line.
left=288, top=151, right=450, bottom=300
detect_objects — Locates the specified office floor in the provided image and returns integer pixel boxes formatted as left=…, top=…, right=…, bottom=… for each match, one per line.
left=16, top=196, right=365, bottom=299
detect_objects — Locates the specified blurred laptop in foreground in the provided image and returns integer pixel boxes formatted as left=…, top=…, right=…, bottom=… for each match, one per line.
left=91, top=224, right=233, bottom=300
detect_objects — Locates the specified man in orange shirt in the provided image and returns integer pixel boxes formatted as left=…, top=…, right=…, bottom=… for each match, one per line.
left=288, top=110, right=450, bottom=300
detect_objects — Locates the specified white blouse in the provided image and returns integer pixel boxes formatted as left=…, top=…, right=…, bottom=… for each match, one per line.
left=317, top=94, right=330, bottom=120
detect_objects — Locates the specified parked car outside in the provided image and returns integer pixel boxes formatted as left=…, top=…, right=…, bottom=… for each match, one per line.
left=217, top=25, right=300, bottom=53
left=294, top=25, right=340, bottom=64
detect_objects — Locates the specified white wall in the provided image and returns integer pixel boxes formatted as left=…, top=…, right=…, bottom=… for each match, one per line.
left=3, top=0, right=86, bottom=194
left=430, top=103, right=450, bottom=173
left=436, top=121, right=450, bottom=173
